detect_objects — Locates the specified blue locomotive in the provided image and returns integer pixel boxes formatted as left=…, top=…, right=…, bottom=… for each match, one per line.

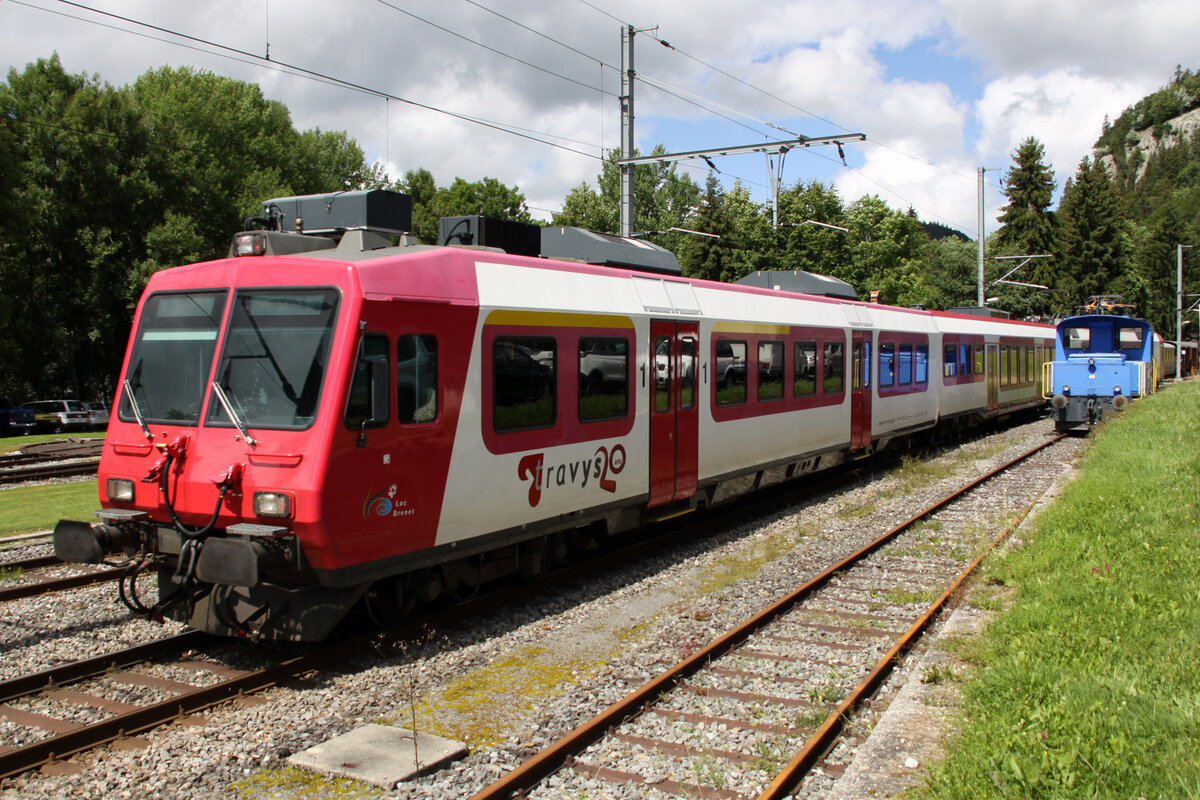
left=1043, top=311, right=1162, bottom=432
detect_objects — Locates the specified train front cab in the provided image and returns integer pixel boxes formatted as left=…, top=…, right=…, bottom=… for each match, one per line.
left=1044, top=315, right=1153, bottom=432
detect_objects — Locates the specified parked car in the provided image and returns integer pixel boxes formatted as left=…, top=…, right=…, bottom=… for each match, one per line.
left=0, top=396, right=35, bottom=435
left=84, top=402, right=110, bottom=430
left=21, top=399, right=91, bottom=433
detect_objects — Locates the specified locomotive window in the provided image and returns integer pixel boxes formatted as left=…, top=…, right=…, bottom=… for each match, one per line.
left=824, top=342, right=845, bottom=393
left=898, top=344, right=913, bottom=385
left=1064, top=327, right=1090, bottom=350
left=758, top=341, right=784, bottom=402
left=1118, top=327, right=1144, bottom=350
left=715, top=340, right=747, bottom=406
left=879, top=343, right=895, bottom=387
left=120, top=290, right=226, bottom=426
left=795, top=341, right=817, bottom=396
left=397, top=334, right=438, bottom=424
left=943, top=344, right=956, bottom=378
left=493, top=337, right=555, bottom=432
left=579, top=336, right=629, bottom=422
left=207, top=289, right=339, bottom=430
left=916, top=344, right=928, bottom=384
left=344, top=333, right=389, bottom=430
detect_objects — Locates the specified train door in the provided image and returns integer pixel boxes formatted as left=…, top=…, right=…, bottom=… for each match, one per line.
left=986, top=344, right=999, bottom=413
left=649, top=320, right=699, bottom=507
left=850, top=330, right=872, bottom=450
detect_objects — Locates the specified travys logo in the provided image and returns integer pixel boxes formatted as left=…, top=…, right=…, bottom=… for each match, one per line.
left=362, top=484, right=415, bottom=519
left=517, top=443, right=626, bottom=507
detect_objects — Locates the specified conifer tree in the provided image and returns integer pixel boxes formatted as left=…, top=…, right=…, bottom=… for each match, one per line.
left=1056, top=157, right=1129, bottom=310
left=996, top=137, right=1056, bottom=255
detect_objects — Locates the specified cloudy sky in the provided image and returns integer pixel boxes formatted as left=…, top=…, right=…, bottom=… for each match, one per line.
left=2, top=0, right=1196, bottom=234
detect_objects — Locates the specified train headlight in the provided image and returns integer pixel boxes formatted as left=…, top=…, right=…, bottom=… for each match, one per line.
left=106, top=478, right=135, bottom=503
left=253, top=491, right=292, bottom=518
left=233, top=232, right=266, bottom=257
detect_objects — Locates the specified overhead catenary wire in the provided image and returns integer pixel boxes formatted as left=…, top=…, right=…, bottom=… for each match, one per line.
left=22, top=0, right=605, bottom=164
left=373, top=0, right=617, bottom=99
left=16, top=0, right=1003, bottom=230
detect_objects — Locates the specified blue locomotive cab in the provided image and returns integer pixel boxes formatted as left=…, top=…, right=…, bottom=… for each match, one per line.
left=1045, top=315, right=1156, bottom=432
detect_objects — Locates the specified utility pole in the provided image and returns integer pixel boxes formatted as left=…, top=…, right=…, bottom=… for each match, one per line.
left=619, top=25, right=635, bottom=238
left=1179, top=244, right=1192, bottom=369
left=977, top=167, right=986, bottom=307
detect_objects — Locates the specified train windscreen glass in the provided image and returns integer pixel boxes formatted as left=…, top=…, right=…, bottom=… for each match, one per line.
left=207, top=288, right=339, bottom=430
left=119, top=290, right=227, bottom=425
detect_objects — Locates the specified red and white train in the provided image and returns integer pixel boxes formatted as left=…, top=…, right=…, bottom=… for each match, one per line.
left=55, top=191, right=1054, bottom=640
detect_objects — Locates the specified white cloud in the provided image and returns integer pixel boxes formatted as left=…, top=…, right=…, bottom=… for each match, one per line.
left=940, top=0, right=1198, bottom=80
left=1, top=0, right=1194, bottom=229
left=975, top=70, right=1153, bottom=192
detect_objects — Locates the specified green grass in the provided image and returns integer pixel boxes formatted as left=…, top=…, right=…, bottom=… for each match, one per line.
left=0, top=431, right=104, bottom=454
left=0, top=481, right=100, bottom=537
left=915, top=381, right=1200, bottom=799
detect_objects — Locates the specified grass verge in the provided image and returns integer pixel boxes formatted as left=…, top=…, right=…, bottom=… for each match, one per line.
left=915, top=381, right=1200, bottom=798
left=0, top=481, right=99, bottom=537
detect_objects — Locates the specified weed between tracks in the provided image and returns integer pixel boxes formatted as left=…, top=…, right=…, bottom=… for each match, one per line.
left=915, top=381, right=1200, bottom=798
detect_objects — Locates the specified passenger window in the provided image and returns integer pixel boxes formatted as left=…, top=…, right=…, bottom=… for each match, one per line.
left=758, top=341, right=784, bottom=402
left=345, top=333, right=389, bottom=430
left=494, top=337, right=555, bottom=432
left=578, top=336, right=629, bottom=422
left=824, top=342, right=845, bottom=393
left=795, top=341, right=817, bottom=396
left=680, top=336, right=696, bottom=410
left=960, top=344, right=972, bottom=375
left=898, top=344, right=913, bottom=385
left=1000, top=346, right=1009, bottom=387
left=715, top=340, right=747, bottom=406
left=916, top=344, right=928, bottom=384
left=879, top=342, right=895, bottom=387
left=654, top=336, right=671, bottom=413
left=944, top=343, right=956, bottom=378
left=974, top=344, right=984, bottom=375
left=397, top=334, right=438, bottom=424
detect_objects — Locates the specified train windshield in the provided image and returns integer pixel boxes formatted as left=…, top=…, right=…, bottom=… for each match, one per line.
left=120, top=290, right=228, bottom=425
left=206, top=288, right=339, bottom=431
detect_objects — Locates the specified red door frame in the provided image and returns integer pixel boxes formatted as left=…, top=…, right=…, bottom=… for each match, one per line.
left=851, top=330, right=872, bottom=450
left=649, top=319, right=698, bottom=507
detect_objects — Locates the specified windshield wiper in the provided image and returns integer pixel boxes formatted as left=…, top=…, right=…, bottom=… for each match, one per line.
left=211, top=381, right=257, bottom=447
left=122, top=379, right=154, bottom=443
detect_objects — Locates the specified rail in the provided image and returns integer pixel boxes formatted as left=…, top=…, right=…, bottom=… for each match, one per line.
left=468, top=433, right=1069, bottom=800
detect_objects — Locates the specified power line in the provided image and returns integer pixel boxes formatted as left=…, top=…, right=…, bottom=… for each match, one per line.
left=459, top=0, right=618, bottom=75
left=373, top=0, right=615, bottom=99
left=24, top=0, right=604, bottom=164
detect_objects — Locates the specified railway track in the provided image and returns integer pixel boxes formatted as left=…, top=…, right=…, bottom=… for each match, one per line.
left=0, top=439, right=103, bottom=485
left=0, top=556, right=123, bottom=603
left=0, top=424, right=1071, bottom=788
left=467, top=434, right=1069, bottom=800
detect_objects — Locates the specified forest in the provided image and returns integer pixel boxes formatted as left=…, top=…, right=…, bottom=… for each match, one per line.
left=1, top=56, right=1198, bottom=401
